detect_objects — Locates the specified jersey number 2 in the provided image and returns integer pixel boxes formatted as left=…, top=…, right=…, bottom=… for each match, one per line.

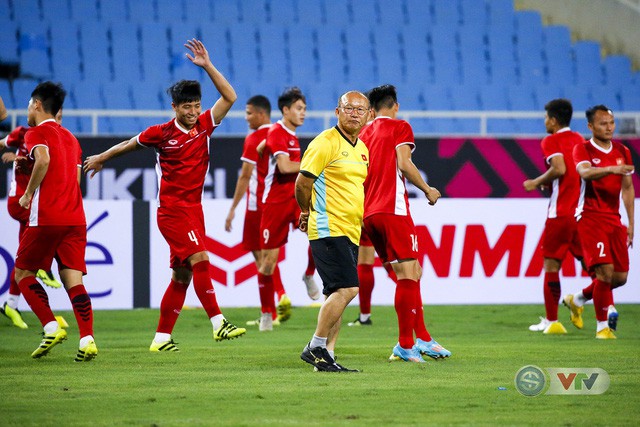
left=596, top=242, right=606, bottom=258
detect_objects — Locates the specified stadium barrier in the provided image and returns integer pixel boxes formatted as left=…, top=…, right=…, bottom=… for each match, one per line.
left=1, top=199, right=638, bottom=311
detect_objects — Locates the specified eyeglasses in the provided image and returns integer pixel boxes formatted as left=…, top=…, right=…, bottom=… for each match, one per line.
left=340, top=106, right=369, bottom=116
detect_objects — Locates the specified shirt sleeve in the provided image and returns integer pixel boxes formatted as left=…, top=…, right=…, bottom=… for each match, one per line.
left=541, top=136, right=561, bottom=164
left=396, top=120, right=415, bottom=151
left=137, top=124, right=163, bottom=148
left=202, top=108, right=217, bottom=134
left=6, top=126, right=26, bottom=148
left=622, top=144, right=635, bottom=174
left=300, top=136, right=332, bottom=179
left=24, top=127, right=48, bottom=159
left=241, top=133, right=259, bottom=164
left=572, top=142, right=590, bottom=169
left=266, top=127, right=289, bottom=157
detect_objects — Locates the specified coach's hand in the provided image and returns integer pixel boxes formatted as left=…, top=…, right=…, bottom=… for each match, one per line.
left=299, top=211, right=309, bottom=233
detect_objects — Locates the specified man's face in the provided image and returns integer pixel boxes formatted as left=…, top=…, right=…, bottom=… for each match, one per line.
left=283, top=99, right=306, bottom=128
left=245, top=104, right=264, bottom=130
left=174, top=100, right=202, bottom=129
left=27, top=98, right=37, bottom=127
left=544, top=112, right=555, bottom=134
left=336, top=94, right=370, bottom=135
left=588, top=110, right=615, bottom=142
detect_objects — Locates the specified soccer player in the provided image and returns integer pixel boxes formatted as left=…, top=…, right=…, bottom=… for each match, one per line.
left=523, top=99, right=589, bottom=334
left=84, top=39, right=246, bottom=351
left=13, top=82, right=97, bottom=361
left=569, top=105, right=634, bottom=339
left=225, top=95, right=288, bottom=329
left=0, top=115, right=64, bottom=329
left=360, top=84, right=451, bottom=362
left=297, top=91, right=370, bottom=372
left=256, top=87, right=307, bottom=330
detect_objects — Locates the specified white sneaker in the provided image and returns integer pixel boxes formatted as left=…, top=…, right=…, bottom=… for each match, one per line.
left=259, top=313, right=273, bottom=331
left=303, top=274, right=321, bottom=300
left=529, top=317, right=550, bottom=331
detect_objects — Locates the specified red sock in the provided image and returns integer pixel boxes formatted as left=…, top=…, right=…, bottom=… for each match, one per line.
left=413, top=283, right=432, bottom=341
left=357, top=264, right=374, bottom=315
left=395, top=279, right=416, bottom=349
left=67, top=285, right=94, bottom=338
left=192, top=260, right=222, bottom=318
left=257, top=273, right=275, bottom=314
left=18, top=276, right=55, bottom=327
left=593, top=279, right=613, bottom=322
left=582, top=280, right=595, bottom=300
left=543, top=272, right=561, bottom=321
left=273, top=264, right=285, bottom=300
left=383, top=263, right=398, bottom=284
left=157, top=279, right=189, bottom=334
left=305, top=246, right=315, bottom=276
left=9, top=269, right=20, bottom=296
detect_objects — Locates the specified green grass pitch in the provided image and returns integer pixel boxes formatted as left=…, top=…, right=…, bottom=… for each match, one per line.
left=1, top=304, right=639, bottom=426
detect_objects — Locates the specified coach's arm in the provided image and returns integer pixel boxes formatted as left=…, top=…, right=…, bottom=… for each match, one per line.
left=295, top=171, right=315, bottom=233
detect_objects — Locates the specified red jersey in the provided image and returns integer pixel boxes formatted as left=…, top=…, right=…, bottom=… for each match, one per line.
left=24, top=119, right=85, bottom=227
left=240, top=124, right=271, bottom=211
left=137, top=109, right=217, bottom=208
left=573, top=138, right=634, bottom=218
left=539, top=128, right=584, bottom=218
left=5, top=126, right=31, bottom=199
left=262, top=120, right=300, bottom=204
left=359, top=116, right=415, bottom=218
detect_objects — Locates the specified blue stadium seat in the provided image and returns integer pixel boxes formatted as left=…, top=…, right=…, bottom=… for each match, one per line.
left=374, top=28, right=405, bottom=86
left=459, top=26, right=490, bottom=85
left=239, top=0, right=267, bottom=24
left=402, top=25, right=431, bottom=86
left=98, top=0, right=128, bottom=22
left=79, top=22, right=111, bottom=82
left=460, top=0, right=487, bottom=26
left=156, top=0, right=187, bottom=23
left=487, top=0, right=514, bottom=26
left=50, top=24, right=82, bottom=83
left=562, top=85, right=594, bottom=112
left=619, top=89, right=640, bottom=111
left=450, top=85, right=481, bottom=110
left=378, top=0, right=406, bottom=25
left=507, top=84, right=536, bottom=111
left=603, top=55, right=632, bottom=88
left=72, top=80, right=105, bottom=109
left=323, top=1, right=350, bottom=26
left=256, top=24, right=289, bottom=83
left=487, top=28, right=517, bottom=85
left=131, top=81, right=164, bottom=111
left=296, top=1, right=324, bottom=26
left=169, top=23, right=203, bottom=81
left=12, top=0, right=43, bottom=27
left=429, top=25, right=461, bottom=85
left=590, top=85, right=622, bottom=111
left=0, top=20, right=19, bottom=63
left=573, top=41, right=603, bottom=86
left=101, top=82, right=140, bottom=135
left=316, top=27, right=347, bottom=85
left=267, top=0, right=298, bottom=25
left=140, top=23, right=172, bottom=83
left=479, top=85, right=509, bottom=111
left=433, top=0, right=461, bottom=27
left=41, top=0, right=71, bottom=23
left=129, top=0, right=156, bottom=23
left=288, top=25, right=318, bottom=85
left=515, top=11, right=544, bottom=84
left=395, top=83, right=424, bottom=110
left=12, top=78, right=41, bottom=110
left=344, top=29, right=376, bottom=89
left=542, top=25, right=572, bottom=85
left=350, top=0, right=379, bottom=25
left=20, top=49, right=52, bottom=79
left=227, top=23, right=259, bottom=84
left=212, top=0, right=242, bottom=23
left=70, top=0, right=99, bottom=21
left=198, top=25, right=233, bottom=80
left=422, top=85, right=457, bottom=133
left=111, top=23, right=143, bottom=83
left=0, top=79, right=14, bottom=110
left=405, top=0, right=432, bottom=26
left=532, top=84, right=563, bottom=109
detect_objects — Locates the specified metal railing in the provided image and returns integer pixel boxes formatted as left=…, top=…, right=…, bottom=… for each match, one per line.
left=5, top=109, right=640, bottom=136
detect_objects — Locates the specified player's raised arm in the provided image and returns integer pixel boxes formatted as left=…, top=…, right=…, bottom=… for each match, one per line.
left=185, top=38, right=237, bottom=124
left=83, top=136, right=142, bottom=178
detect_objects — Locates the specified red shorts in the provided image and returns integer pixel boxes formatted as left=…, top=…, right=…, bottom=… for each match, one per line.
left=541, top=216, right=583, bottom=260
left=8, top=196, right=29, bottom=226
left=363, top=213, right=418, bottom=263
left=242, top=208, right=262, bottom=252
left=157, top=206, right=207, bottom=269
left=359, top=226, right=373, bottom=247
left=15, top=225, right=87, bottom=273
left=260, top=198, right=300, bottom=249
left=577, top=214, right=629, bottom=272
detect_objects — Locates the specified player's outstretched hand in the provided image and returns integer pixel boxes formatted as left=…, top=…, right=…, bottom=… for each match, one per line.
left=426, top=186, right=441, bottom=206
left=185, top=38, right=211, bottom=68
left=83, top=155, right=104, bottom=178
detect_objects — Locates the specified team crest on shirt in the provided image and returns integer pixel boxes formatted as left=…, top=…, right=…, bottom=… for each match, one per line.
left=168, top=139, right=178, bottom=145
left=592, top=158, right=601, bottom=164
left=189, top=128, right=198, bottom=137
left=341, top=151, right=348, bottom=157
left=289, top=140, right=295, bottom=146
left=361, top=154, right=367, bottom=161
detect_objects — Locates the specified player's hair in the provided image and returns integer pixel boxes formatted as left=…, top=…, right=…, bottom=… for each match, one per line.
left=30, top=81, right=66, bottom=116
left=277, top=87, right=305, bottom=113
left=366, top=84, right=397, bottom=112
left=544, top=98, right=573, bottom=127
left=167, top=80, right=201, bottom=105
left=585, top=105, right=613, bottom=123
left=247, top=95, right=271, bottom=116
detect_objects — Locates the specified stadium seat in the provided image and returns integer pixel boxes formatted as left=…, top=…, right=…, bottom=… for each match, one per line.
left=460, top=0, right=487, bottom=26
left=140, top=23, right=172, bottom=83
left=101, top=82, right=141, bottom=135
left=50, top=25, right=82, bottom=84
left=350, top=0, right=379, bottom=25
left=212, top=0, right=242, bottom=23
left=405, top=0, right=431, bottom=26
left=487, top=0, right=514, bottom=26
left=432, top=0, right=461, bottom=27
left=344, top=30, right=376, bottom=89
left=317, top=28, right=347, bottom=85
left=98, top=0, right=128, bottom=22
left=323, top=1, right=350, bottom=27
left=266, top=0, right=298, bottom=25
left=69, top=0, right=99, bottom=21
left=288, top=24, right=318, bottom=85
left=459, top=26, right=490, bottom=86
left=129, top=0, right=156, bottom=23
left=110, top=23, right=143, bottom=83
left=619, top=90, right=640, bottom=111
left=256, top=24, right=289, bottom=84
left=603, top=55, right=632, bottom=88
left=450, top=85, right=481, bottom=110
left=479, top=85, right=509, bottom=111
left=532, top=84, right=563, bottom=110
left=430, top=25, right=461, bottom=85
left=379, top=0, right=406, bottom=25
left=562, top=85, right=594, bottom=112
left=374, top=28, right=405, bottom=86
left=228, top=23, right=260, bottom=84
left=41, top=0, right=71, bottom=23
left=590, top=85, right=622, bottom=111
left=156, top=0, right=187, bottom=23
left=0, top=79, right=14, bottom=110
left=507, top=84, right=536, bottom=111
left=79, top=22, right=112, bottom=82
left=573, top=41, right=603, bottom=86
left=12, top=0, right=43, bottom=28
left=296, top=1, right=324, bottom=26
left=0, top=20, right=19, bottom=63
left=515, top=11, right=544, bottom=84
left=12, top=78, right=41, bottom=109
left=395, top=83, right=424, bottom=110
left=542, top=25, right=573, bottom=85
left=402, top=26, right=431, bottom=86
